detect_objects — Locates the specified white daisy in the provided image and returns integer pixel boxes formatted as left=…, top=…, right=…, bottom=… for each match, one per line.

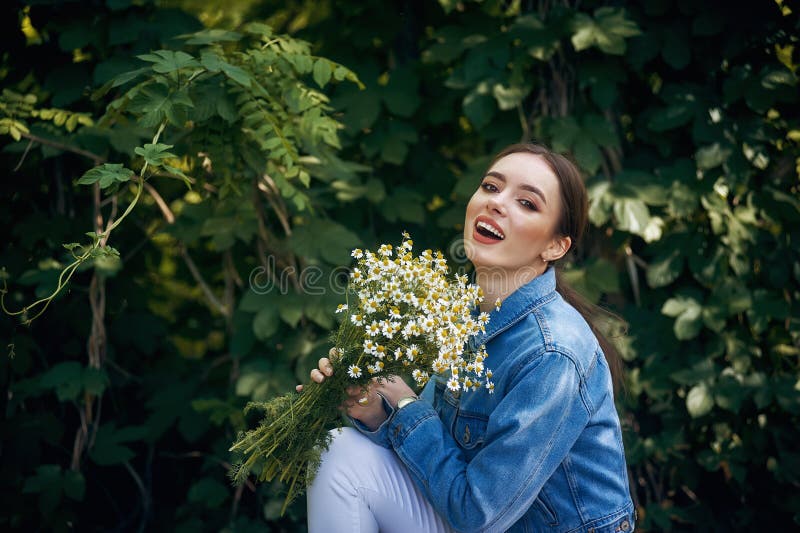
left=348, top=365, right=362, bottom=378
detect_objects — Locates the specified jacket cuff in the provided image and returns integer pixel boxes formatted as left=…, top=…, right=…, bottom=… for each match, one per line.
left=386, top=398, right=439, bottom=448
left=347, top=393, right=396, bottom=448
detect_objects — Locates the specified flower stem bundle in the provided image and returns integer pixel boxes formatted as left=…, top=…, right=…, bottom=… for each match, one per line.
left=229, top=233, right=493, bottom=513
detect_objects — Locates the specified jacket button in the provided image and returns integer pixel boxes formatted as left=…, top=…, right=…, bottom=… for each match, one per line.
left=620, top=520, right=630, bottom=531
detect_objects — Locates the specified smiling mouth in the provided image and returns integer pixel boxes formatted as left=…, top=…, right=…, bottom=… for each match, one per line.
left=475, top=220, right=505, bottom=240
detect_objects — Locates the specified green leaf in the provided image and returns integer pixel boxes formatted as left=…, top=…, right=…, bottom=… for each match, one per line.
left=547, top=116, right=580, bottom=152
left=670, top=359, right=715, bottom=386
left=648, top=104, right=694, bottom=131
left=380, top=187, right=425, bottom=224
left=613, top=199, right=650, bottom=235
left=278, top=296, right=304, bottom=327
left=253, top=305, right=279, bottom=340
left=381, top=68, right=420, bottom=117
left=109, top=67, right=150, bottom=88
left=492, top=83, right=530, bottom=111
left=662, top=295, right=703, bottom=340
left=463, top=90, right=495, bottom=129
left=571, top=7, right=641, bottom=55
left=289, top=218, right=362, bottom=265
left=134, top=143, right=176, bottom=167
left=183, top=29, right=242, bottom=45
left=39, top=362, right=83, bottom=401
left=696, top=143, right=732, bottom=170
left=686, top=383, right=714, bottom=417
left=573, top=137, right=603, bottom=174
left=23, top=464, right=62, bottom=493
left=77, top=163, right=134, bottom=189
left=138, top=50, right=200, bottom=74
left=646, top=250, right=683, bottom=288
left=89, top=423, right=147, bottom=465
left=313, top=59, right=332, bottom=89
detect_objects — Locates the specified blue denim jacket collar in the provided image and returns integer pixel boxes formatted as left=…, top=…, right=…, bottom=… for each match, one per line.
left=472, top=267, right=557, bottom=347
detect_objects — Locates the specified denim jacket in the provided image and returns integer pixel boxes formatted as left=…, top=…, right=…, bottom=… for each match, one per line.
left=352, top=267, right=635, bottom=533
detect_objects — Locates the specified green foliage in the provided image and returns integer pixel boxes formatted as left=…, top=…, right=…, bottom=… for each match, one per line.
left=2, top=0, right=799, bottom=531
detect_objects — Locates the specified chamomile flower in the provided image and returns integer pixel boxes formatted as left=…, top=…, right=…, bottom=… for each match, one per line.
left=336, top=304, right=348, bottom=313
left=366, top=321, right=381, bottom=337
left=406, top=345, right=420, bottom=361
left=364, top=299, right=379, bottom=314
left=486, top=381, right=495, bottom=393
left=348, top=365, right=362, bottom=378
left=447, top=377, right=460, bottom=392
left=495, top=298, right=502, bottom=311
left=350, top=314, right=364, bottom=326
left=363, top=339, right=376, bottom=354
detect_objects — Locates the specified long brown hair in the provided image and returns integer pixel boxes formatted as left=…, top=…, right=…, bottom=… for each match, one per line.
left=489, top=143, right=626, bottom=392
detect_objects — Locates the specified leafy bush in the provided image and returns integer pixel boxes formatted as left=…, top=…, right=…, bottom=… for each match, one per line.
left=1, top=0, right=798, bottom=530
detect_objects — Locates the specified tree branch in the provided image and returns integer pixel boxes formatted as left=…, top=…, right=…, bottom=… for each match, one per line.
left=143, top=182, right=175, bottom=224
left=123, top=461, right=151, bottom=533
left=180, top=245, right=230, bottom=317
left=19, top=131, right=105, bottom=165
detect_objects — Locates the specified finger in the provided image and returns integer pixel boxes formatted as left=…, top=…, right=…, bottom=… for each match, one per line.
left=310, top=369, right=325, bottom=384
left=329, top=347, right=338, bottom=357
left=296, top=384, right=303, bottom=392
left=318, top=357, right=333, bottom=376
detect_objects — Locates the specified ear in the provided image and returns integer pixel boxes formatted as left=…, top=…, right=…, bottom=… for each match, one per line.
left=542, top=235, right=571, bottom=263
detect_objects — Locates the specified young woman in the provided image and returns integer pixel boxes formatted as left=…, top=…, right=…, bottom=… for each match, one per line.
left=299, top=143, right=635, bottom=532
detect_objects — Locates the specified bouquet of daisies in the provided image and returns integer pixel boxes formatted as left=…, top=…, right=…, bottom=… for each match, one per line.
left=229, top=233, right=492, bottom=512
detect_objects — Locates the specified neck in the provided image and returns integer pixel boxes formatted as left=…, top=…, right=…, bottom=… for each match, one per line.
left=475, top=263, right=547, bottom=312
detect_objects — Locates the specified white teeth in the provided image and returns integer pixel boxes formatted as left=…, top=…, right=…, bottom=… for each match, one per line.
left=477, top=221, right=504, bottom=239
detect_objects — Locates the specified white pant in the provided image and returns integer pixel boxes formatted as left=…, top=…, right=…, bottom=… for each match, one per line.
left=307, top=427, right=453, bottom=533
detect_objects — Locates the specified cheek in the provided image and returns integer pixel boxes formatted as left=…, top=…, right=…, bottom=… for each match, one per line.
left=515, top=217, right=551, bottom=245
left=464, top=193, right=480, bottom=223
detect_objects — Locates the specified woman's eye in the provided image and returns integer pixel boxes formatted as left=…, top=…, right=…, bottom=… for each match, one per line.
left=519, top=199, right=537, bottom=211
left=481, top=182, right=498, bottom=192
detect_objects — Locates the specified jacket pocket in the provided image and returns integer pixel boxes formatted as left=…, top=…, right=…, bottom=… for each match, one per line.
left=452, top=411, right=488, bottom=450
left=533, top=488, right=559, bottom=527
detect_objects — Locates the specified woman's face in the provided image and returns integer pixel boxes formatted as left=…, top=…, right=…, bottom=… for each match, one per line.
left=464, top=152, right=570, bottom=281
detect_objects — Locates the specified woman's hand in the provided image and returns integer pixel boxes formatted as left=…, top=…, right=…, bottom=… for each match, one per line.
left=295, top=348, right=417, bottom=431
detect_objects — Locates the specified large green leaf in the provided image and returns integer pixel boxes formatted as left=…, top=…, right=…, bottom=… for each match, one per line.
left=571, top=7, right=641, bottom=55
left=137, top=50, right=200, bottom=74
left=77, top=163, right=134, bottom=189
left=662, top=294, right=704, bottom=340
left=646, top=250, right=683, bottom=288
left=89, top=423, right=148, bottom=465
left=686, top=383, right=714, bottom=418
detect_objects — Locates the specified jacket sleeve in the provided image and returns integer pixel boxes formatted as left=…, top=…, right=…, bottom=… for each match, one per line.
left=347, top=393, right=396, bottom=448
left=385, top=351, right=592, bottom=533
left=348, top=378, right=438, bottom=448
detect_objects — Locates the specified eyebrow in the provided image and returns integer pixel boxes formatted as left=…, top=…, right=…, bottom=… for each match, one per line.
left=485, top=171, right=547, bottom=205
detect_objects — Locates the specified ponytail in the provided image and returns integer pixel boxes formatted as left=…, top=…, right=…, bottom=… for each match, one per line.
left=555, top=269, right=625, bottom=394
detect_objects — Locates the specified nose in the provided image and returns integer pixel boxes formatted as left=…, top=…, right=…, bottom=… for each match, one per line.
left=486, top=194, right=506, bottom=216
